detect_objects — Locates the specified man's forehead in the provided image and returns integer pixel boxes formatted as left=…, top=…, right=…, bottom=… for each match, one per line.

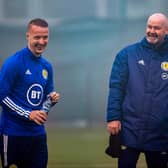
left=148, top=14, right=167, bottom=24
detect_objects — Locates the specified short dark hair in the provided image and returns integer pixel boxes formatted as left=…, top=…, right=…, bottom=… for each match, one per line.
left=27, top=18, right=48, bottom=32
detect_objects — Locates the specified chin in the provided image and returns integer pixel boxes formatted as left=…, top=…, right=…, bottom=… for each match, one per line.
left=147, top=38, right=158, bottom=45
left=36, top=50, right=44, bottom=55
left=34, top=51, right=42, bottom=56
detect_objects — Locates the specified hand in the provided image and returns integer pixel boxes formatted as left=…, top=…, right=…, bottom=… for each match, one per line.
left=29, top=110, right=48, bottom=125
left=49, top=91, right=60, bottom=103
left=107, top=120, right=121, bottom=135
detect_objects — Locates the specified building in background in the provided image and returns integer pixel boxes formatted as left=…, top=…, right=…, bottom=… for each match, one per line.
left=0, top=0, right=167, bottom=23
left=0, top=0, right=167, bottom=126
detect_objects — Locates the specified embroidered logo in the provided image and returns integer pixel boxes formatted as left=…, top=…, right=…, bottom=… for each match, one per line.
left=9, top=164, right=18, bottom=168
left=25, top=69, right=32, bottom=75
left=161, top=72, right=168, bottom=80
left=161, top=151, right=167, bottom=155
left=138, top=60, right=145, bottom=66
left=42, top=69, right=48, bottom=80
left=161, top=62, right=168, bottom=71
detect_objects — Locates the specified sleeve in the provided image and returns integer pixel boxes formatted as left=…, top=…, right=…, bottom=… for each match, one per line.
left=0, top=57, right=30, bottom=119
left=106, top=49, right=129, bottom=122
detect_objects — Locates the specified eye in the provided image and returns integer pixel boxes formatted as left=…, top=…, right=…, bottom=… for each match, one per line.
left=34, top=36, right=40, bottom=40
left=154, top=26, right=161, bottom=30
left=147, top=25, right=152, bottom=29
left=43, top=36, right=48, bottom=40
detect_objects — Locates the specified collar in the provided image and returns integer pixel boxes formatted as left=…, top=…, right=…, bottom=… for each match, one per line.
left=141, top=35, right=168, bottom=52
left=25, top=47, right=42, bottom=61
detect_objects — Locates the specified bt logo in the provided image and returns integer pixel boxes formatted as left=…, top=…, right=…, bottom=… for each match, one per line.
left=27, top=84, right=43, bottom=106
left=31, top=90, right=42, bottom=99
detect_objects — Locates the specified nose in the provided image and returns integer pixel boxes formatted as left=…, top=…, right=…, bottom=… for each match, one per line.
left=39, top=38, right=46, bottom=45
left=150, top=27, right=156, bottom=33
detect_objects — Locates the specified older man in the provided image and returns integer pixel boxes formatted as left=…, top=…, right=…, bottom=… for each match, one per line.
left=107, top=13, right=168, bottom=168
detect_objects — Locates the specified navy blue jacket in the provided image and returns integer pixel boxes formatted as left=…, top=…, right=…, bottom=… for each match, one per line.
left=107, top=36, right=168, bottom=151
left=0, top=47, right=54, bottom=136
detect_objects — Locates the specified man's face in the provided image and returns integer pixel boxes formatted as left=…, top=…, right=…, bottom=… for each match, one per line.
left=146, top=16, right=167, bottom=46
left=26, top=25, right=49, bottom=56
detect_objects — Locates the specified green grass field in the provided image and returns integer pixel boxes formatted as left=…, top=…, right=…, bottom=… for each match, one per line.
left=47, top=125, right=147, bottom=168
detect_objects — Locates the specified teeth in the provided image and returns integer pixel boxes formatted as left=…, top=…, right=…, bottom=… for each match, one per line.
left=149, top=36, right=157, bottom=38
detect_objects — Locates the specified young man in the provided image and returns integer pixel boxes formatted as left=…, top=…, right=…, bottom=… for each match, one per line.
left=0, top=18, right=60, bottom=168
left=106, top=13, right=168, bottom=168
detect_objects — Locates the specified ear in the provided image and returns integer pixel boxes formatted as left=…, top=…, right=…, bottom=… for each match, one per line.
left=166, top=23, right=168, bottom=34
left=166, top=28, right=168, bottom=34
left=26, top=32, right=29, bottom=40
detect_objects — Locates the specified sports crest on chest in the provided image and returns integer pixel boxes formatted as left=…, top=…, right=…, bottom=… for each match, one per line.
left=42, top=69, right=48, bottom=80
left=161, top=61, right=168, bottom=80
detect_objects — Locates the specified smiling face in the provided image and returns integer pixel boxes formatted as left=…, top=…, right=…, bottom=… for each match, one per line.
left=26, top=24, right=49, bottom=57
left=146, top=13, right=168, bottom=46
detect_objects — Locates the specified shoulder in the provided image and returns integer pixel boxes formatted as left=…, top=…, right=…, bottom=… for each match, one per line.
left=1, top=48, right=29, bottom=74
left=115, top=42, right=140, bottom=60
left=0, top=54, right=18, bottom=76
left=40, top=56, right=53, bottom=71
left=2, top=49, right=24, bottom=67
left=119, top=42, right=140, bottom=55
left=112, top=42, right=140, bottom=67
left=40, top=55, right=52, bottom=65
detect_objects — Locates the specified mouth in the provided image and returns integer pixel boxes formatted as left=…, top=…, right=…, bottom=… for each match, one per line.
left=148, top=36, right=157, bottom=40
left=148, top=33, right=158, bottom=38
left=33, top=44, right=46, bottom=56
left=36, top=44, right=46, bottom=51
left=147, top=33, right=159, bottom=42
